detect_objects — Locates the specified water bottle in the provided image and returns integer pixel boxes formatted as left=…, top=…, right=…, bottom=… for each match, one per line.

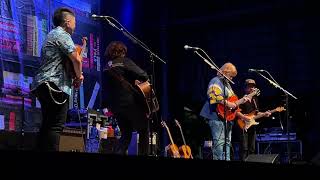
left=114, top=125, right=121, bottom=139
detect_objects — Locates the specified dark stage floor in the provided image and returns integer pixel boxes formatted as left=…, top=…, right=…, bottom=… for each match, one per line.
left=1, top=150, right=319, bottom=178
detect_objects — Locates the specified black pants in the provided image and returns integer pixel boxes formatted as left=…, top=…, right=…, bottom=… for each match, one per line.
left=33, top=82, right=69, bottom=152
left=239, top=127, right=256, bottom=161
left=113, top=106, right=149, bottom=156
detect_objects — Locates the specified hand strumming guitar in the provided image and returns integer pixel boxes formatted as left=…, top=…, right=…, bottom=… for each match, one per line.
left=73, top=74, right=84, bottom=89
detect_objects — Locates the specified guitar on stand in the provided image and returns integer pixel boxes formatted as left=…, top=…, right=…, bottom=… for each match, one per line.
left=175, top=119, right=193, bottom=159
left=161, top=121, right=180, bottom=158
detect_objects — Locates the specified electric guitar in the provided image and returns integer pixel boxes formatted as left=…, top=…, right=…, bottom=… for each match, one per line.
left=216, top=88, right=260, bottom=121
left=237, top=106, right=286, bottom=131
left=161, top=121, right=180, bottom=158
left=175, top=119, right=193, bottom=159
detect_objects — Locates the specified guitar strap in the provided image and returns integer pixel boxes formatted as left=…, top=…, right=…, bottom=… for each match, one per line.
left=252, top=98, right=259, bottom=113
left=105, top=67, right=141, bottom=96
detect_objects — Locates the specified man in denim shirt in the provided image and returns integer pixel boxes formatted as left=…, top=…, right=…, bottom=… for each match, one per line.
left=200, top=62, right=249, bottom=160
left=31, top=7, right=84, bottom=151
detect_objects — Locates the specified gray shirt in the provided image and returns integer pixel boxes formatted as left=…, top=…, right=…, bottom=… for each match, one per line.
left=31, top=26, right=76, bottom=96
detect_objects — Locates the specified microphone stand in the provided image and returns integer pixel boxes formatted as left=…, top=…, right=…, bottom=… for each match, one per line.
left=100, top=16, right=166, bottom=156
left=254, top=70, right=297, bottom=164
left=193, top=49, right=234, bottom=161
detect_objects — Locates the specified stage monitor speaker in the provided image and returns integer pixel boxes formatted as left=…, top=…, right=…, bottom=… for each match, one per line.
left=311, top=152, right=320, bottom=166
left=59, top=128, right=85, bottom=152
left=245, top=154, right=280, bottom=164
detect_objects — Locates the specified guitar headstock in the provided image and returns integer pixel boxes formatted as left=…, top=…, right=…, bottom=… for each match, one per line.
left=81, top=37, right=88, bottom=45
left=252, top=88, right=260, bottom=96
left=161, top=121, right=168, bottom=128
left=245, top=88, right=260, bottom=101
left=174, top=119, right=181, bottom=129
left=275, top=106, right=286, bottom=112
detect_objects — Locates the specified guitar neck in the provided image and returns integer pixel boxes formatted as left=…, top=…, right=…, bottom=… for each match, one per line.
left=237, top=90, right=259, bottom=105
left=178, top=127, right=187, bottom=146
left=175, top=120, right=187, bottom=145
left=164, top=125, right=175, bottom=145
left=253, top=108, right=278, bottom=120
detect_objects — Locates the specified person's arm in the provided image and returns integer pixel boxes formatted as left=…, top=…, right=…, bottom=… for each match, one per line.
left=68, top=51, right=82, bottom=79
left=224, top=100, right=238, bottom=109
left=236, top=111, right=251, bottom=121
left=257, top=111, right=271, bottom=117
left=59, top=33, right=83, bottom=88
left=207, top=82, right=237, bottom=109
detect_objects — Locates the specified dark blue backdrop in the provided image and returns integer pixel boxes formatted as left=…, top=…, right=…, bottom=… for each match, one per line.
left=100, top=0, right=320, bottom=160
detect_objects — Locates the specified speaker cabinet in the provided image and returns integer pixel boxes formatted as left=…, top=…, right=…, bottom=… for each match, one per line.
left=245, top=154, right=280, bottom=164
left=59, top=128, right=85, bottom=152
left=311, top=152, right=320, bottom=166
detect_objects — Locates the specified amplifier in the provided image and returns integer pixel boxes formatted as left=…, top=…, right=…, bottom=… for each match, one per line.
left=59, top=127, right=86, bottom=152
left=256, top=133, right=297, bottom=141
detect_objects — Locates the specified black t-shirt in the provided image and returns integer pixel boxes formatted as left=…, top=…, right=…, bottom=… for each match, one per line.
left=102, top=57, right=148, bottom=113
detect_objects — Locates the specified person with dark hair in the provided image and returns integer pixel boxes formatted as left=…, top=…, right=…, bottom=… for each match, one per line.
left=102, top=41, right=150, bottom=156
left=31, top=7, right=84, bottom=151
left=236, top=79, right=271, bottom=161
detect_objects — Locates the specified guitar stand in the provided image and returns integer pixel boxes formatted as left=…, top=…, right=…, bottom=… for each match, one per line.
left=147, top=112, right=159, bottom=157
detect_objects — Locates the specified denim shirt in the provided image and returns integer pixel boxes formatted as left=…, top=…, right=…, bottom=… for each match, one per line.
left=200, top=76, right=235, bottom=121
left=31, top=26, right=76, bottom=96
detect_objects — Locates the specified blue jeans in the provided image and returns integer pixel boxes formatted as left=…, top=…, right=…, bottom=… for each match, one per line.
left=208, top=119, right=232, bottom=160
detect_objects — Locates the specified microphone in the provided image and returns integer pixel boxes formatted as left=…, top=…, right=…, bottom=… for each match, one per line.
left=248, top=69, right=265, bottom=72
left=91, top=14, right=111, bottom=19
left=184, top=45, right=200, bottom=51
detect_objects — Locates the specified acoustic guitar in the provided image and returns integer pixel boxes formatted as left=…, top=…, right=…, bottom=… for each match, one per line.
left=65, top=37, right=87, bottom=88
left=237, top=106, right=285, bottom=131
left=175, top=119, right=193, bottom=159
left=135, top=80, right=159, bottom=118
left=216, top=88, right=260, bottom=121
left=161, top=121, right=180, bottom=158
left=70, top=37, right=87, bottom=109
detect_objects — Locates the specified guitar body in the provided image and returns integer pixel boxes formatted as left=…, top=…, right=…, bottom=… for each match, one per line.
left=237, top=106, right=285, bottom=131
left=135, top=81, right=159, bottom=117
left=169, top=144, right=181, bottom=158
left=237, top=111, right=257, bottom=130
left=179, top=145, right=193, bottom=159
left=216, top=95, right=240, bottom=121
left=66, top=38, right=87, bottom=79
